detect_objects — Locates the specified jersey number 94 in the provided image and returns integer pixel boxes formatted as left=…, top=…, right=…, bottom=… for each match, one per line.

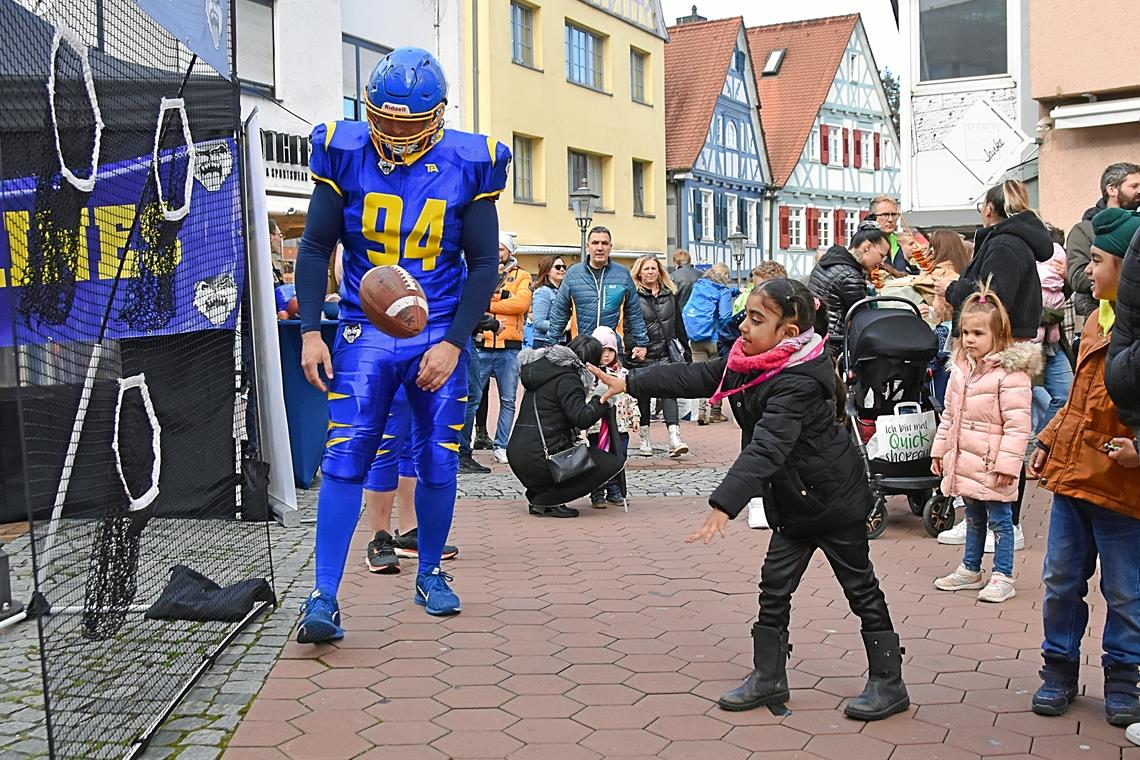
left=362, top=192, right=447, bottom=271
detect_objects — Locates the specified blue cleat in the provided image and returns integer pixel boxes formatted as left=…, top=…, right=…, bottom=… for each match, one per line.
left=415, top=567, right=461, bottom=616
left=296, top=590, right=344, bottom=643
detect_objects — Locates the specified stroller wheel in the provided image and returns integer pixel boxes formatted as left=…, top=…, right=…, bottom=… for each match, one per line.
left=907, top=489, right=932, bottom=516
left=866, top=494, right=888, bottom=540
left=923, top=494, right=955, bottom=537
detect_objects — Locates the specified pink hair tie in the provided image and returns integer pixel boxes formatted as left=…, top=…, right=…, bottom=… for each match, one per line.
left=978, top=294, right=987, bottom=304
left=813, top=297, right=821, bottom=309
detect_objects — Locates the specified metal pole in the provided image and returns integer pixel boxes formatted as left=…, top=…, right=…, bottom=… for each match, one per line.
left=579, top=225, right=588, bottom=264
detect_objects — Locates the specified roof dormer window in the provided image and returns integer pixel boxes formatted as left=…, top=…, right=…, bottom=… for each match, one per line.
left=762, top=48, right=785, bottom=76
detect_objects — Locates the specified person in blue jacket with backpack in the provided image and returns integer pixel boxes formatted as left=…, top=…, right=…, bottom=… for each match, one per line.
left=683, top=262, right=738, bottom=424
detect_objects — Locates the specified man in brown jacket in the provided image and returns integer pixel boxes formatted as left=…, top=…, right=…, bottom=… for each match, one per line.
left=1028, top=208, right=1140, bottom=729
left=458, top=233, right=532, bottom=469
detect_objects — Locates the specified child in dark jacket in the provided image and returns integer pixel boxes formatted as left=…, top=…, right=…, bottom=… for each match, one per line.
left=590, top=278, right=906, bottom=720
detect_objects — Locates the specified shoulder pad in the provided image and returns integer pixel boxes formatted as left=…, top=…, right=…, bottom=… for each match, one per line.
left=310, top=120, right=370, bottom=154
left=439, top=129, right=501, bottom=165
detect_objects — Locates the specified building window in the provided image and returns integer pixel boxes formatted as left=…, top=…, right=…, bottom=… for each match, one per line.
left=513, top=135, right=534, bottom=202
left=845, top=209, right=858, bottom=245
left=700, top=189, right=714, bottom=242
left=828, top=127, right=842, bottom=166
left=762, top=48, right=786, bottom=76
left=632, top=160, right=647, bottom=215
left=237, top=0, right=275, bottom=89
left=848, top=52, right=860, bottom=81
left=919, top=0, right=1007, bottom=82
left=817, top=210, right=831, bottom=249
left=735, top=50, right=746, bottom=73
left=342, top=35, right=391, bottom=120
left=725, top=120, right=738, bottom=150
left=630, top=48, right=648, bottom=103
left=788, top=207, right=804, bottom=249
left=566, top=23, right=604, bottom=90
left=568, top=149, right=603, bottom=206
left=511, top=2, right=535, bottom=67
left=860, top=130, right=873, bottom=170
left=726, top=193, right=738, bottom=235
left=808, top=128, right=820, bottom=162
left=748, top=200, right=760, bottom=246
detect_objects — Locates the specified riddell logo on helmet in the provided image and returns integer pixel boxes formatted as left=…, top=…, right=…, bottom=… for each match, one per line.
left=381, top=103, right=411, bottom=114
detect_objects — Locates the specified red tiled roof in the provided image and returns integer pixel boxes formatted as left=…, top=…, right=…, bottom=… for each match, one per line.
left=746, top=14, right=859, bottom=187
left=664, top=16, right=743, bottom=171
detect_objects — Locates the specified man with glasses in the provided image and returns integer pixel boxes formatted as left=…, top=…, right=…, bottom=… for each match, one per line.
left=546, top=227, right=649, bottom=361
left=869, top=196, right=905, bottom=271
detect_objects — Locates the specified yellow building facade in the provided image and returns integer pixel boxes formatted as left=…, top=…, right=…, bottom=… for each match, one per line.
left=463, top=0, right=668, bottom=271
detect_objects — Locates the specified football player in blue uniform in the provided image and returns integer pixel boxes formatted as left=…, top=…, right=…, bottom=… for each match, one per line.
left=292, top=47, right=509, bottom=643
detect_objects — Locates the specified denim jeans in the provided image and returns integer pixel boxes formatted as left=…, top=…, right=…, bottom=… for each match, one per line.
left=460, top=347, right=520, bottom=452
left=1042, top=494, right=1140, bottom=667
left=1032, top=348, right=1074, bottom=434
left=962, top=498, right=1014, bottom=577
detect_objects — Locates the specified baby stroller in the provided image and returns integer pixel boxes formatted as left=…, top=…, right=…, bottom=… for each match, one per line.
left=841, top=297, right=955, bottom=539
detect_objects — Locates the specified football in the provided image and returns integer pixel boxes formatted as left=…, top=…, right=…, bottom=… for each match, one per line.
left=359, top=265, right=429, bottom=338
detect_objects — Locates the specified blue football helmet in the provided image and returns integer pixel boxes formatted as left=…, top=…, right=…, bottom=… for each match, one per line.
left=364, top=47, right=448, bottom=165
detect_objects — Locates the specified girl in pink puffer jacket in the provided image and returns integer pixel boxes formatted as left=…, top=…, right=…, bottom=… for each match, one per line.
left=932, top=288, right=1039, bottom=603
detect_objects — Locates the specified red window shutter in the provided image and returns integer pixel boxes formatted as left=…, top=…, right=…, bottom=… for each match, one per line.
left=860, top=210, right=871, bottom=222
left=779, top=206, right=790, bottom=249
left=842, top=128, right=850, bottom=167
left=834, top=208, right=845, bottom=243
left=806, top=208, right=817, bottom=249
left=873, top=131, right=881, bottom=170
left=853, top=130, right=862, bottom=169
left=820, top=125, right=829, bottom=165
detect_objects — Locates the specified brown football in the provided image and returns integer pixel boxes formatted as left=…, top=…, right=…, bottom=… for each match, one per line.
left=359, top=265, right=429, bottom=338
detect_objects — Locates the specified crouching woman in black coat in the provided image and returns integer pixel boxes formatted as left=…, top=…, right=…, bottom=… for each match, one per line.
left=590, top=278, right=907, bottom=721
left=507, top=336, right=625, bottom=518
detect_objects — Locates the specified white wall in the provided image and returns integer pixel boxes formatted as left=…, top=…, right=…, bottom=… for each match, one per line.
left=340, top=0, right=466, bottom=131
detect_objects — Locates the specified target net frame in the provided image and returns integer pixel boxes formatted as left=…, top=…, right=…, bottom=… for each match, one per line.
left=0, top=1, right=275, bottom=757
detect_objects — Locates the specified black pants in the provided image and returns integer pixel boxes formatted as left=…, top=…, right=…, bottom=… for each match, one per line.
left=758, top=522, right=893, bottom=633
left=475, top=380, right=490, bottom=431
left=1011, top=467, right=1026, bottom=527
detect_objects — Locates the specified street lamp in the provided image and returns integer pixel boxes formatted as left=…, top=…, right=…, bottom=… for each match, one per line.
left=727, top=227, right=748, bottom=287
left=569, top=181, right=598, bottom=264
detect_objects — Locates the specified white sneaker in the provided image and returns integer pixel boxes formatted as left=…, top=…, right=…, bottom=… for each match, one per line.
left=977, top=572, right=1016, bottom=603
left=937, top=519, right=969, bottom=545
left=934, top=564, right=986, bottom=591
left=984, top=524, right=1024, bottom=553
left=1126, top=722, right=1140, bottom=747
left=638, top=436, right=654, bottom=457
left=493, top=448, right=508, bottom=464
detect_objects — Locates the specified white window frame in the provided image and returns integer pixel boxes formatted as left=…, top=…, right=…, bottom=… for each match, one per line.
left=828, top=125, right=842, bottom=167
left=817, top=209, right=831, bottom=250
left=860, top=128, right=873, bottom=171
left=845, top=209, right=858, bottom=245
left=566, top=22, right=605, bottom=91
left=511, top=1, right=535, bottom=67
left=725, top=120, right=738, bottom=150
left=700, top=189, right=714, bottom=242
left=568, top=149, right=604, bottom=207
left=788, top=206, right=805, bottom=250
left=808, top=128, right=820, bottom=162
left=726, top=193, right=738, bottom=235
left=848, top=51, right=860, bottom=82
left=513, top=134, right=534, bottom=202
left=912, top=0, right=1020, bottom=94
left=748, top=200, right=760, bottom=246
left=630, top=47, right=648, bottom=104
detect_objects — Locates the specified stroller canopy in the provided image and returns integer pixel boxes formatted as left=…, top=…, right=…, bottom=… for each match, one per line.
left=847, top=308, right=938, bottom=363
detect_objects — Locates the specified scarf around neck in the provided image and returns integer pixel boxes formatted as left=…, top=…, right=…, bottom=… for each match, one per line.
left=708, top=330, right=826, bottom=406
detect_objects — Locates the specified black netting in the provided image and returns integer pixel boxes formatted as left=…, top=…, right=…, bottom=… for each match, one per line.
left=0, top=1, right=274, bottom=757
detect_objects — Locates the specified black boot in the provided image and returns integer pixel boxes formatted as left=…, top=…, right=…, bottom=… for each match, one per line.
left=1104, top=664, right=1140, bottom=726
left=1032, top=655, right=1079, bottom=716
left=718, top=624, right=790, bottom=711
left=844, top=630, right=910, bottom=721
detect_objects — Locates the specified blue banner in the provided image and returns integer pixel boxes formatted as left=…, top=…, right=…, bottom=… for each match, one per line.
left=0, top=138, right=245, bottom=348
left=134, top=0, right=231, bottom=79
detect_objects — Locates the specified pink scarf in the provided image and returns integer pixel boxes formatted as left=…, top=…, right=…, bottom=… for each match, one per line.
left=708, top=330, right=826, bottom=406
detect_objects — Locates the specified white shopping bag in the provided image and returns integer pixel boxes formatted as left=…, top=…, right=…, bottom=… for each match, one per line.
left=866, top=402, right=937, bottom=463
left=747, top=497, right=770, bottom=529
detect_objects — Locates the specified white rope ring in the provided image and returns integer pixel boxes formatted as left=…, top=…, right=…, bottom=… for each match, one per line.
left=152, top=97, right=196, bottom=221
left=47, top=25, right=104, bottom=193
left=112, top=374, right=162, bottom=512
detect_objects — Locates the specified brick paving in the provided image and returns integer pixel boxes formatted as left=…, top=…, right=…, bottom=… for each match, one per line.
left=222, top=422, right=1137, bottom=760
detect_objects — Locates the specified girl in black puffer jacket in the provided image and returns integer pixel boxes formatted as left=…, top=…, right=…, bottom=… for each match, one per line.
left=591, top=278, right=907, bottom=722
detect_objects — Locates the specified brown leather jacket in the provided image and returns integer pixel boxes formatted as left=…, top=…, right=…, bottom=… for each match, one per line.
left=1036, top=317, right=1140, bottom=518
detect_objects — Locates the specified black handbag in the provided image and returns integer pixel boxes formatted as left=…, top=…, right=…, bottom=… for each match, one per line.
left=532, top=396, right=595, bottom=483
left=667, top=337, right=686, bottom=364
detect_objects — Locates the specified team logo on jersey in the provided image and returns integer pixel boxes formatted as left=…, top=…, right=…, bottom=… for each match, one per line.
left=378, top=159, right=396, bottom=175
left=343, top=323, right=362, bottom=344
left=426, top=164, right=438, bottom=173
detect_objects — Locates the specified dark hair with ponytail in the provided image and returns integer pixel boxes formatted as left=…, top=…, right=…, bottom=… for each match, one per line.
left=753, top=278, right=846, bottom=420
left=848, top=219, right=889, bottom=251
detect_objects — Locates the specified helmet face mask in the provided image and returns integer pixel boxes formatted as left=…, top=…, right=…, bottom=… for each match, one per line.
left=364, top=47, right=448, bottom=166
left=364, top=100, right=444, bottom=165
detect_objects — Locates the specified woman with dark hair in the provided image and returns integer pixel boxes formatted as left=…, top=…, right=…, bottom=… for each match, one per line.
left=809, top=221, right=889, bottom=352
left=529, top=254, right=569, bottom=348
left=934, top=179, right=1052, bottom=550
left=507, top=335, right=625, bottom=518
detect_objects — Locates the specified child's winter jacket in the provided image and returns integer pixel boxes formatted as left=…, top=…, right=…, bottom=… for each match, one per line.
left=932, top=342, right=1040, bottom=502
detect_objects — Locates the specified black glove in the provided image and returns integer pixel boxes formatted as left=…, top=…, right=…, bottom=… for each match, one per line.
left=473, top=314, right=499, bottom=335
left=499, top=289, right=512, bottom=301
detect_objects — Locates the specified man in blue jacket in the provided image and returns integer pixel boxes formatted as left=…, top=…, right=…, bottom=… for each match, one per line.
left=546, top=227, right=649, bottom=359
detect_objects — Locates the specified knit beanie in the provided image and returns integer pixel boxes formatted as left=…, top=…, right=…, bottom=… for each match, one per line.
left=498, top=231, right=518, bottom=256
left=1091, top=208, right=1140, bottom=257
left=590, top=326, right=619, bottom=353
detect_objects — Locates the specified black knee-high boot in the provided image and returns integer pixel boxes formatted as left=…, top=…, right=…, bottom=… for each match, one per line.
left=844, top=630, right=910, bottom=720
left=718, top=624, right=790, bottom=711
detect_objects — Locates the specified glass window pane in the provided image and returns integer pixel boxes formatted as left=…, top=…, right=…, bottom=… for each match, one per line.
left=919, top=0, right=1007, bottom=81
left=342, top=41, right=357, bottom=99
left=358, top=46, right=384, bottom=93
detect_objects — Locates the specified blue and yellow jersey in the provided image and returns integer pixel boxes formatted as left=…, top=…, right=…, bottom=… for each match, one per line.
left=309, top=121, right=511, bottom=328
